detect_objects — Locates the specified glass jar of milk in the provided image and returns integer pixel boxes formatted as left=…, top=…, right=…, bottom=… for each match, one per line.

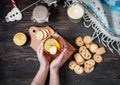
left=67, top=2, right=84, bottom=23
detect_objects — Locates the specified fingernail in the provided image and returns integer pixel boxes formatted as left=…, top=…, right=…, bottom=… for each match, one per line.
left=64, top=45, right=67, bottom=49
left=53, top=32, right=58, bottom=36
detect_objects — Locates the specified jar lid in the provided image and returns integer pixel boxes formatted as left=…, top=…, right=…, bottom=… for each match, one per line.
left=32, top=5, right=49, bottom=22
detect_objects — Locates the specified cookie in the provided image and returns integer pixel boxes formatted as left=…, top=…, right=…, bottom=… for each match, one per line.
left=89, top=43, right=98, bottom=53
left=75, top=36, right=84, bottom=46
left=74, top=53, right=85, bottom=65
left=79, top=46, right=87, bottom=54
left=84, top=59, right=95, bottom=68
left=84, top=66, right=94, bottom=73
left=95, top=47, right=106, bottom=55
left=83, top=36, right=93, bottom=44
left=68, top=61, right=77, bottom=70
left=85, top=44, right=90, bottom=49
left=74, top=65, right=84, bottom=75
left=81, top=49, right=92, bottom=60
left=13, top=32, right=27, bottom=46
left=93, top=54, right=103, bottom=63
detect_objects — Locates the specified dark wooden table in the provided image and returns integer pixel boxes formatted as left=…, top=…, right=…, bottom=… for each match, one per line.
left=0, top=0, right=120, bottom=85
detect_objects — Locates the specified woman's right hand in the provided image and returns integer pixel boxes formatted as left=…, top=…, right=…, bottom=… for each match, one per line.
left=37, top=41, right=51, bottom=69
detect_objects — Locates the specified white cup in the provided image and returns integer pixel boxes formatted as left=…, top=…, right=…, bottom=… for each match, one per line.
left=67, top=3, right=84, bottom=23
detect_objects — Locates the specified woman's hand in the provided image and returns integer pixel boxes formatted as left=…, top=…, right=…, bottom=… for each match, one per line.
left=31, top=41, right=51, bottom=85
left=49, top=36, right=67, bottom=85
left=37, top=41, right=51, bottom=69
left=50, top=35, right=67, bottom=72
left=50, top=45, right=67, bottom=72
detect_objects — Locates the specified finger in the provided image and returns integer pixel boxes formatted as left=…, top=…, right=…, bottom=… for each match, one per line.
left=64, top=44, right=67, bottom=50
left=37, top=41, right=44, bottom=55
left=52, top=32, right=59, bottom=37
left=56, top=45, right=67, bottom=61
left=61, top=44, right=67, bottom=54
left=47, top=34, right=52, bottom=38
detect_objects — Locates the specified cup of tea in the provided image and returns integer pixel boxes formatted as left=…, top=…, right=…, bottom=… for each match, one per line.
left=67, top=2, right=84, bottom=23
left=43, top=36, right=64, bottom=56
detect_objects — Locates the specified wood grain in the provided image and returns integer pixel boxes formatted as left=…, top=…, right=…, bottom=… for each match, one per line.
left=0, top=0, right=120, bottom=85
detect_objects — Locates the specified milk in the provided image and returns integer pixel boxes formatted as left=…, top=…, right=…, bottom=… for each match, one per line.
left=67, top=3, right=84, bottom=23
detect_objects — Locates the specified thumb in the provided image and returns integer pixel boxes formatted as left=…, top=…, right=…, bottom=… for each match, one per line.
left=37, top=41, right=44, bottom=55
left=57, top=45, right=67, bottom=61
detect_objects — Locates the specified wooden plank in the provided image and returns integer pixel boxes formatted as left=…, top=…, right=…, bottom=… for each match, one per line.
left=0, top=0, right=120, bottom=85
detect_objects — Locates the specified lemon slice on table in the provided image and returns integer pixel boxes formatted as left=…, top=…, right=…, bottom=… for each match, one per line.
left=44, top=38, right=61, bottom=54
left=13, top=32, right=27, bottom=46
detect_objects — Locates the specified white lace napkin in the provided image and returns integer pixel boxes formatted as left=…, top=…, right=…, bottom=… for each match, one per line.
left=82, top=0, right=120, bottom=55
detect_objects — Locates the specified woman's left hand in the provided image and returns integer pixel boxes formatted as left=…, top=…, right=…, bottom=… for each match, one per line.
left=50, top=35, right=67, bottom=72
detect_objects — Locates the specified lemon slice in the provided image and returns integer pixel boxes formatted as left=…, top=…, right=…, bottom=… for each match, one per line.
left=36, top=31, right=44, bottom=40
left=44, top=38, right=61, bottom=53
left=13, top=32, right=27, bottom=46
left=42, top=29, right=48, bottom=39
left=49, top=46, right=57, bottom=55
left=44, top=28, right=50, bottom=34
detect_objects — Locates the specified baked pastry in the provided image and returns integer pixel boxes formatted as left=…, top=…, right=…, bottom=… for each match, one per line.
left=95, top=47, right=106, bottom=55
left=81, top=49, right=92, bottom=60
left=74, top=65, right=84, bottom=75
left=83, top=36, right=93, bottom=44
left=79, top=46, right=87, bottom=54
left=75, top=36, right=84, bottom=46
left=84, top=66, right=94, bottom=73
left=68, top=61, right=77, bottom=70
left=89, top=43, right=98, bottom=53
left=85, top=44, right=90, bottom=49
left=70, top=35, right=106, bottom=75
left=93, top=54, right=103, bottom=63
left=84, top=59, right=95, bottom=68
left=74, top=53, right=85, bottom=65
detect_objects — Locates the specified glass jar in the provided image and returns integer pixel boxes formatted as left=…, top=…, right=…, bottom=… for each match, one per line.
left=67, top=2, right=84, bottom=23
left=43, top=36, right=64, bottom=56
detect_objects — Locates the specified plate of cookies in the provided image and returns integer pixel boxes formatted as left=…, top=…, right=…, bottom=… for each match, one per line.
left=68, top=35, right=106, bottom=74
